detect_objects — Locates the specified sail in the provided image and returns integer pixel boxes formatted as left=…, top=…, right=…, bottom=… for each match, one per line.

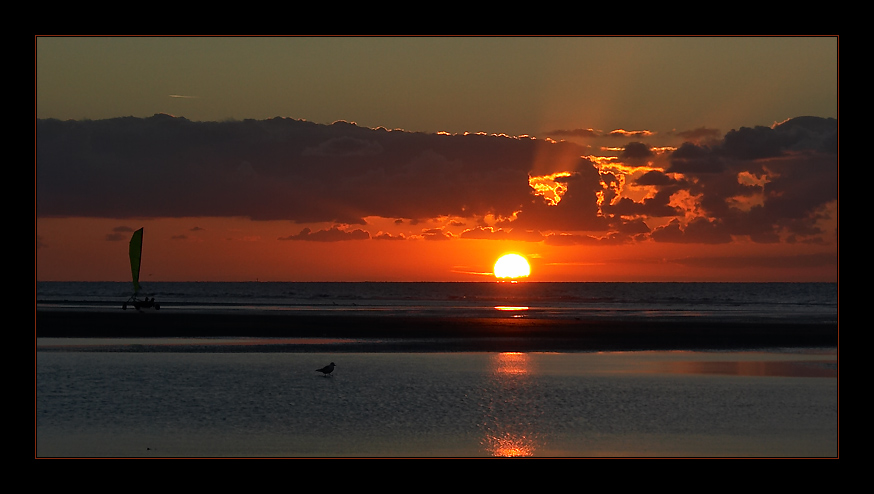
left=129, top=228, right=143, bottom=294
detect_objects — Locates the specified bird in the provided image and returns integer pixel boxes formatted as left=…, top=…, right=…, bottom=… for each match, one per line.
left=316, top=362, right=336, bottom=376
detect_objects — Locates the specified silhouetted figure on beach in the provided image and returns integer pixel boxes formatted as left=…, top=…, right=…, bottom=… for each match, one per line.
left=316, top=362, right=336, bottom=377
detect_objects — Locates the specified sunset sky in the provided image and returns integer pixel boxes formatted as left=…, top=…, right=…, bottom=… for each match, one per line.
left=35, top=36, right=838, bottom=282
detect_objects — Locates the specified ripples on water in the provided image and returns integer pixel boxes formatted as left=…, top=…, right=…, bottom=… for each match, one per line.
left=36, top=281, right=838, bottom=322
left=36, top=350, right=838, bottom=457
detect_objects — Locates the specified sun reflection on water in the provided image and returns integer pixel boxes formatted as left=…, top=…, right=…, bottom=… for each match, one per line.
left=494, top=305, right=529, bottom=312
left=480, top=352, right=543, bottom=457
left=487, top=433, right=536, bottom=458
left=493, top=351, right=530, bottom=376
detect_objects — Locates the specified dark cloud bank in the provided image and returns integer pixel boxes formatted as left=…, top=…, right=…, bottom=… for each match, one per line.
left=37, top=114, right=837, bottom=245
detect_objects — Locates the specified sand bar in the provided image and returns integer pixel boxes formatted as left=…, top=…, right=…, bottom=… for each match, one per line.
left=35, top=309, right=838, bottom=353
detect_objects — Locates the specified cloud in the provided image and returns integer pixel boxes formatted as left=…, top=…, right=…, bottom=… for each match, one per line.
left=547, top=128, right=601, bottom=138
left=543, top=233, right=602, bottom=246
left=620, top=142, right=654, bottom=161
left=37, top=115, right=585, bottom=225
left=105, top=225, right=137, bottom=241
left=497, top=166, right=610, bottom=232
left=420, top=228, right=453, bottom=241
left=460, top=226, right=544, bottom=242
left=651, top=218, right=733, bottom=244
left=635, top=170, right=677, bottom=186
left=606, top=190, right=682, bottom=218
left=36, top=115, right=838, bottom=246
left=373, top=231, right=407, bottom=241
left=302, top=136, right=384, bottom=157
left=280, top=226, right=371, bottom=242
left=668, top=142, right=726, bottom=173
left=608, top=129, right=655, bottom=138
left=661, top=117, right=838, bottom=242
left=673, top=126, right=721, bottom=144
left=543, top=231, right=637, bottom=246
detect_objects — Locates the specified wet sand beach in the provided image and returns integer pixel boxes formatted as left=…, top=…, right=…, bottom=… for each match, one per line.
left=35, top=309, right=838, bottom=353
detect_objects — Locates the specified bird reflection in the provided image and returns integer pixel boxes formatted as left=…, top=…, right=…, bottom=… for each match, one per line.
left=479, top=352, right=543, bottom=457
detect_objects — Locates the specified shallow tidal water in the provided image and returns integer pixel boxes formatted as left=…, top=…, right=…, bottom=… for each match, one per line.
left=35, top=348, right=837, bottom=457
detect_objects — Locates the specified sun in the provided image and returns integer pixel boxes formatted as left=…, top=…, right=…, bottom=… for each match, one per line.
left=494, top=254, right=531, bottom=280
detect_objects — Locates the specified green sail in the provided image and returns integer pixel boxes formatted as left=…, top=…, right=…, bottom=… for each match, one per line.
left=129, top=228, right=143, bottom=294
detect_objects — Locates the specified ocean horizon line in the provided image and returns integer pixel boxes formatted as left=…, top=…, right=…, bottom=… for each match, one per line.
left=37, top=280, right=837, bottom=284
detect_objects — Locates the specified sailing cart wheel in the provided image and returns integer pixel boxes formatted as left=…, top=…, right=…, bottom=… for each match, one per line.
left=123, top=303, right=127, bottom=310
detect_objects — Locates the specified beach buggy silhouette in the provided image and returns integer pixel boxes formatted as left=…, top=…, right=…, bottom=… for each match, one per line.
left=123, top=296, right=160, bottom=311
left=122, top=228, right=160, bottom=311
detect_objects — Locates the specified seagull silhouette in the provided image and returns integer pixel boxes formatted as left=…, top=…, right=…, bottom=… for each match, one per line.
left=316, top=362, right=336, bottom=376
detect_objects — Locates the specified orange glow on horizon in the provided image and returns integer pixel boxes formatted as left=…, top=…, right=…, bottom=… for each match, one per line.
left=35, top=216, right=838, bottom=283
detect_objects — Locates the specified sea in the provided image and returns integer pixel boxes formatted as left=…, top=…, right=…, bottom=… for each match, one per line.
left=35, top=281, right=838, bottom=323
left=35, top=282, right=839, bottom=457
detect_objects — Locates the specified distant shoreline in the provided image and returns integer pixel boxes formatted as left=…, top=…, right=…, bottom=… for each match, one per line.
left=35, top=309, right=838, bottom=353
